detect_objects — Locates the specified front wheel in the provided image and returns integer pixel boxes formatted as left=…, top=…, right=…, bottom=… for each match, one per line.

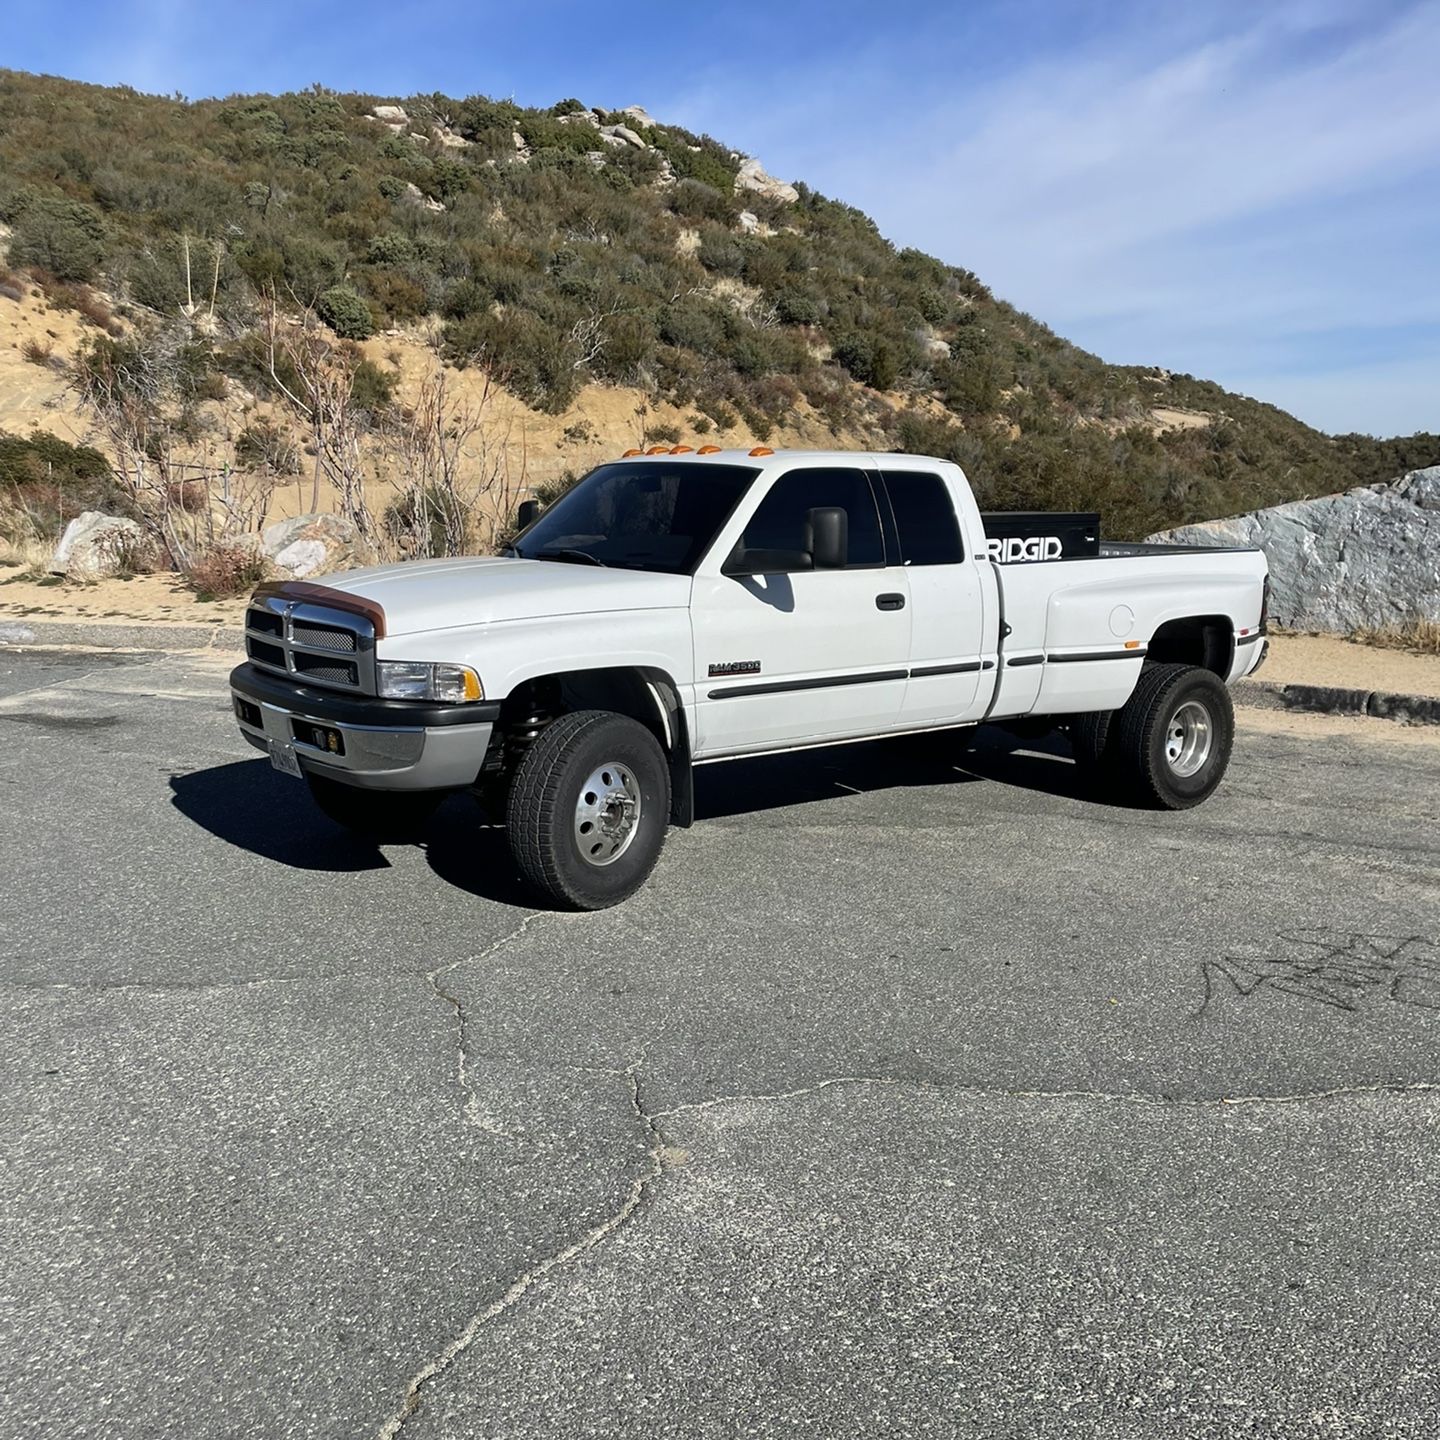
left=506, top=710, right=671, bottom=910
left=1112, top=663, right=1234, bottom=809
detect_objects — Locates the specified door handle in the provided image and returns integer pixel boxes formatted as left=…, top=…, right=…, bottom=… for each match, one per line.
left=876, top=593, right=906, bottom=611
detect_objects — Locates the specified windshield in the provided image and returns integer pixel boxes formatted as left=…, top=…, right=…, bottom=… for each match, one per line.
left=512, top=462, right=758, bottom=574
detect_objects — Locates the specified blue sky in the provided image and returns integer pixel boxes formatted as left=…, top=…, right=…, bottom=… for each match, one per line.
left=7, top=0, right=1438, bottom=436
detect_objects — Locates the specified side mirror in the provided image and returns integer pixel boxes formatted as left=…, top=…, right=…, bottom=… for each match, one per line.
left=806, top=506, right=848, bottom=569
left=516, top=498, right=540, bottom=529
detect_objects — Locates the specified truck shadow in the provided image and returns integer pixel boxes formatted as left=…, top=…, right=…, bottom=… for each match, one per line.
left=693, top=723, right=1118, bottom=819
left=169, top=726, right=1118, bottom=905
left=168, top=761, right=534, bottom=902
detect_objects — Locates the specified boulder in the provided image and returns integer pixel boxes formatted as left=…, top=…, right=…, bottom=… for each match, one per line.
left=370, top=105, right=408, bottom=131
left=737, top=210, right=761, bottom=234
left=261, top=514, right=363, bottom=579
left=400, top=181, right=445, bottom=213
left=50, top=512, right=162, bottom=581
left=620, top=105, right=659, bottom=128
left=556, top=109, right=600, bottom=128
left=599, top=124, right=647, bottom=149
left=735, top=156, right=799, bottom=204
left=1146, top=464, right=1440, bottom=633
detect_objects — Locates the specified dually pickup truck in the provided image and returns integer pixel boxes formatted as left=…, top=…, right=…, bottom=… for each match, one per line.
left=230, top=448, right=1269, bottom=908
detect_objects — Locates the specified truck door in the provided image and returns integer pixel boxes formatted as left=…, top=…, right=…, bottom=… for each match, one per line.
left=874, top=464, right=989, bottom=726
left=690, top=463, right=912, bottom=757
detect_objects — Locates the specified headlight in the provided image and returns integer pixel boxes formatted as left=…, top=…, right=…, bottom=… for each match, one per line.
left=376, top=661, right=484, bottom=703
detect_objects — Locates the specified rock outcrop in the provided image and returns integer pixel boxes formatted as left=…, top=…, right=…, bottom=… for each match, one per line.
left=735, top=157, right=799, bottom=204
left=1147, top=465, right=1440, bottom=633
left=261, top=514, right=364, bottom=579
left=50, top=512, right=161, bottom=581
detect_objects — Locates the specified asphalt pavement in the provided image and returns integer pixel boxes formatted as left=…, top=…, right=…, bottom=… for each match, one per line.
left=2, top=646, right=1437, bottom=1438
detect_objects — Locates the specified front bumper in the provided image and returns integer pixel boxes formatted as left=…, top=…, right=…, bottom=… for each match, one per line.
left=229, top=662, right=499, bottom=791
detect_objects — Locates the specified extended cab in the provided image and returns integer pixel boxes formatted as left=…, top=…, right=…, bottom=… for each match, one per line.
left=230, top=449, right=1269, bottom=908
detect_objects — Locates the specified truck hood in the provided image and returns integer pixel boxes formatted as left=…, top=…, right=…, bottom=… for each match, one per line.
left=319, top=556, right=691, bottom=636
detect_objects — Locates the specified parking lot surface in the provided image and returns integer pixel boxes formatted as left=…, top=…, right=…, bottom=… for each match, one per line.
left=2, top=646, right=1437, bottom=1438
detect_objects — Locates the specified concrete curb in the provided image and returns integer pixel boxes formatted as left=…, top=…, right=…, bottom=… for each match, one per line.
left=0, top=618, right=244, bottom=653
left=1233, top=678, right=1440, bottom=727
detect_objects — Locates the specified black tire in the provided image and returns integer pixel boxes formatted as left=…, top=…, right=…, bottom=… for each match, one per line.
left=1112, top=663, right=1234, bottom=809
left=306, top=773, right=443, bottom=840
left=1069, top=709, right=1115, bottom=770
left=506, top=710, right=670, bottom=910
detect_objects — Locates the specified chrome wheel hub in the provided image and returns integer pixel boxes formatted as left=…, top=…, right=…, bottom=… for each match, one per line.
left=573, top=761, right=642, bottom=866
left=1165, top=700, right=1213, bottom=777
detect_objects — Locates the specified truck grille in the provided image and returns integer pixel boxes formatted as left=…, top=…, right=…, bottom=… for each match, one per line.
left=244, top=596, right=376, bottom=693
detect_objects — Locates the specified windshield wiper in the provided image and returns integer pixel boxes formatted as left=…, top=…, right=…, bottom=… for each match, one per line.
left=536, top=547, right=607, bottom=568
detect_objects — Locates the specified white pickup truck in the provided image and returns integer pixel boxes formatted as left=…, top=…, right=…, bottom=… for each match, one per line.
left=230, top=448, right=1269, bottom=908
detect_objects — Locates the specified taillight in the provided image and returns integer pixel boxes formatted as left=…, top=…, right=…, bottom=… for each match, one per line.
left=1259, top=575, right=1271, bottom=634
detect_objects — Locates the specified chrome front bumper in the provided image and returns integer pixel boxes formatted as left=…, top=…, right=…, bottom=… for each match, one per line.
left=230, top=663, right=497, bottom=791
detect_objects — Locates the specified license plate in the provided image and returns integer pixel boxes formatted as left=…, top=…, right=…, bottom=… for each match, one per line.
left=268, top=739, right=302, bottom=778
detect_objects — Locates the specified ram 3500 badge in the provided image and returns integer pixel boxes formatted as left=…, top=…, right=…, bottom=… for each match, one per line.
left=231, top=449, right=1268, bottom=909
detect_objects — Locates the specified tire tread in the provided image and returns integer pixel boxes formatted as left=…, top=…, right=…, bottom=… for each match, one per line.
left=506, top=710, right=668, bottom=909
left=1114, top=663, right=1233, bottom=809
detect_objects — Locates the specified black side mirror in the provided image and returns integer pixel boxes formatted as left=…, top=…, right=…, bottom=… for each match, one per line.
left=516, top=498, right=540, bottom=529
left=806, top=506, right=848, bottom=569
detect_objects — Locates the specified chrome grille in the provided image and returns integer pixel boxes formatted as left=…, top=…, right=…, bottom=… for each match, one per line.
left=292, top=620, right=356, bottom=652
left=244, top=597, right=376, bottom=693
left=293, top=653, right=359, bottom=686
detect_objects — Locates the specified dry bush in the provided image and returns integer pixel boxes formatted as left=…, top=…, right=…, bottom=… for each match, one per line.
left=381, top=358, right=525, bottom=559
left=183, top=542, right=269, bottom=600
left=21, top=338, right=54, bottom=367
left=72, top=327, right=276, bottom=568
left=165, top=478, right=209, bottom=513
left=0, top=268, right=25, bottom=304
left=1353, top=619, right=1440, bottom=655
left=0, top=530, right=57, bottom=581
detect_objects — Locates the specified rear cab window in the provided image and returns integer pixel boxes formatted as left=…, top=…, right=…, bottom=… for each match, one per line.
left=878, top=469, right=964, bottom=565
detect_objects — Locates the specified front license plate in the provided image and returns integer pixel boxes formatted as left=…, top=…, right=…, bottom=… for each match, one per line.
left=269, top=739, right=302, bottom=778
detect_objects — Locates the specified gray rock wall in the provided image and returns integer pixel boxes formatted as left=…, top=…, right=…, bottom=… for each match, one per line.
left=1147, top=465, right=1440, bottom=633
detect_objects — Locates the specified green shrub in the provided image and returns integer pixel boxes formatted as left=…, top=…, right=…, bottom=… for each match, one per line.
left=6, top=195, right=108, bottom=282
left=774, top=287, right=822, bottom=327
left=0, top=428, right=130, bottom=537
left=697, top=230, right=745, bottom=276
left=316, top=285, right=374, bottom=339
left=235, top=418, right=300, bottom=474
left=832, top=331, right=900, bottom=391
left=444, top=308, right=579, bottom=412
left=366, top=232, right=416, bottom=266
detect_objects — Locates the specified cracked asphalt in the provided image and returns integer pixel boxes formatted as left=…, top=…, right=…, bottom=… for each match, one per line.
left=2, top=645, right=1438, bottom=1439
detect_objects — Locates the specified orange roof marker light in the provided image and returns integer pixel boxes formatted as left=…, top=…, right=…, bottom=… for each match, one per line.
left=696, top=445, right=722, bottom=454
left=646, top=444, right=670, bottom=455
left=669, top=445, right=694, bottom=454
left=621, top=448, right=643, bottom=457
left=749, top=446, right=775, bottom=457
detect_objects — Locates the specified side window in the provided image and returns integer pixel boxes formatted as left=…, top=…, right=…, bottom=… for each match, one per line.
left=738, top=467, right=885, bottom=568
left=880, top=469, right=964, bottom=565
